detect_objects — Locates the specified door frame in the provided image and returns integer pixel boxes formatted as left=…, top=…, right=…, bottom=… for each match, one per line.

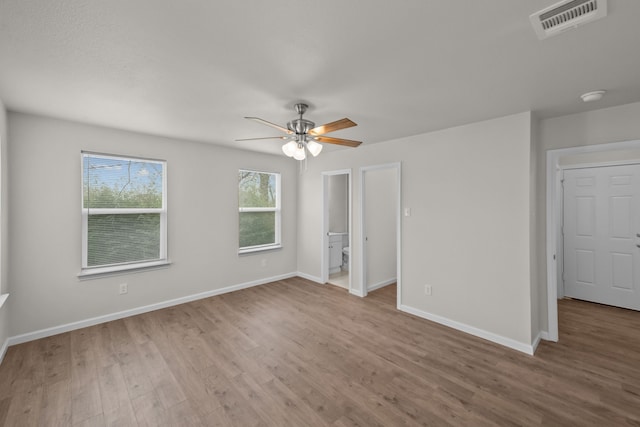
left=360, top=162, right=402, bottom=307
left=546, top=139, right=640, bottom=342
left=321, top=169, right=352, bottom=292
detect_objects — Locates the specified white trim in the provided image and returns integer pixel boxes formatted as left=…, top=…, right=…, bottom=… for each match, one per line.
left=349, top=289, right=365, bottom=298
left=561, top=159, right=640, bottom=170
left=238, top=244, right=282, bottom=255
left=322, top=175, right=329, bottom=284
left=546, top=139, right=640, bottom=343
left=0, top=294, right=8, bottom=365
left=531, top=332, right=543, bottom=354
left=7, top=272, right=297, bottom=346
left=78, top=259, right=171, bottom=279
left=367, top=278, right=396, bottom=292
left=296, top=271, right=324, bottom=284
left=396, top=163, right=402, bottom=309
left=321, top=169, right=353, bottom=292
left=82, top=208, right=164, bottom=215
left=81, top=150, right=166, bottom=164
left=399, top=304, right=535, bottom=355
left=0, top=337, right=8, bottom=366
left=238, top=207, right=278, bottom=213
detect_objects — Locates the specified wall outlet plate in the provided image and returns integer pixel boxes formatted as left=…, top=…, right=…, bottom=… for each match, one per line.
left=424, top=285, right=432, bottom=296
left=119, top=283, right=128, bottom=294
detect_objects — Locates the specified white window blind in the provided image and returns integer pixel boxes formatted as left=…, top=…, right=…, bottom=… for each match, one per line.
left=81, top=152, right=167, bottom=275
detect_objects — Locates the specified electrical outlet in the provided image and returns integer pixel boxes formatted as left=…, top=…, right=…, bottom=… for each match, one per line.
left=119, top=283, right=128, bottom=295
left=424, top=285, right=432, bottom=296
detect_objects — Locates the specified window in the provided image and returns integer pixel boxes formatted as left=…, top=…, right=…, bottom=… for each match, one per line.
left=81, top=152, right=168, bottom=276
left=238, top=170, right=281, bottom=253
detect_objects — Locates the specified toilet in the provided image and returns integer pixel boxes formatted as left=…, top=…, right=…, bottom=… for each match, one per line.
left=342, top=246, right=350, bottom=271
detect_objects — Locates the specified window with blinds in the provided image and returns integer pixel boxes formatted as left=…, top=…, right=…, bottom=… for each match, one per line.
left=238, top=170, right=281, bottom=253
left=81, top=152, right=167, bottom=275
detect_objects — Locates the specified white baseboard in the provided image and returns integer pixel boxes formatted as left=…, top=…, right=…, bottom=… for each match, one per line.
left=539, top=330, right=552, bottom=341
left=0, top=293, right=9, bottom=364
left=7, top=272, right=297, bottom=347
left=349, top=289, right=365, bottom=298
left=367, top=278, right=396, bottom=292
left=296, top=271, right=324, bottom=284
left=398, top=304, right=535, bottom=355
left=0, top=337, right=8, bottom=365
left=531, top=332, right=543, bottom=354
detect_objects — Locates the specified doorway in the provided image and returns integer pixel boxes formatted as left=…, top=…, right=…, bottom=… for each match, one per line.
left=547, top=139, right=640, bottom=341
left=360, top=163, right=401, bottom=303
left=563, top=164, right=640, bottom=311
left=322, top=169, right=352, bottom=291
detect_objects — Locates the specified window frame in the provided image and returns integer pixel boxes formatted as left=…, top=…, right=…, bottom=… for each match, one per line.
left=238, top=169, right=282, bottom=254
left=79, top=152, right=169, bottom=278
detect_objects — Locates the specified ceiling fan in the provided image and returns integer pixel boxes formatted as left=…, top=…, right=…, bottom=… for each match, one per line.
left=236, top=103, right=362, bottom=160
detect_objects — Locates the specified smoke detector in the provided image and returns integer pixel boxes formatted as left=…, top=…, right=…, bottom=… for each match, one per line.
left=581, top=90, right=606, bottom=102
left=530, top=0, right=607, bottom=40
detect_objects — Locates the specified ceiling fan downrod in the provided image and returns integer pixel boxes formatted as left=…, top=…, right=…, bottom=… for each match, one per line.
left=287, top=103, right=315, bottom=135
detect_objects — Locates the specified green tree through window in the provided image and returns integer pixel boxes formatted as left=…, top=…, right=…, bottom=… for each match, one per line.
left=238, top=170, right=281, bottom=251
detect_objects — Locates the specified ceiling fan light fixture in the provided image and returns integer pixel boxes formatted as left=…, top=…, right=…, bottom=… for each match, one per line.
left=306, top=139, right=323, bottom=157
left=282, top=140, right=297, bottom=157
left=293, top=145, right=306, bottom=161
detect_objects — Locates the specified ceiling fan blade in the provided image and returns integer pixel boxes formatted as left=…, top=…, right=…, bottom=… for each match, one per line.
left=313, top=136, right=362, bottom=147
left=309, top=118, right=357, bottom=136
left=245, top=117, right=292, bottom=134
left=235, top=136, right=288, bottom=141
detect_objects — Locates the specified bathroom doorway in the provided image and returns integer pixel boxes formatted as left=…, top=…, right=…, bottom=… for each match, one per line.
left=322, top=169, right=352, bottom=292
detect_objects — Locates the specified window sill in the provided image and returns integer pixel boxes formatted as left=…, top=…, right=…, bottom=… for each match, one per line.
left=0, top=293, right=8, bottom=309
left=238, top=244, right=282, bottom=255
left=78, top=260, right=172, bottom=280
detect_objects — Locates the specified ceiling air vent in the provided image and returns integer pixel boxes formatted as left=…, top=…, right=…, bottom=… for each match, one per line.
left=530, top=0, right=607, bottom=40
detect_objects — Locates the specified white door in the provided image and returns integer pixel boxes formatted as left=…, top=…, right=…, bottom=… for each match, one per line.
left=563, top=164, right=640, bottom=310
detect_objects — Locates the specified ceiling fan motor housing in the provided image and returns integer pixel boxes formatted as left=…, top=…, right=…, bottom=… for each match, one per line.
left=287, top=118, right=315, bottom=135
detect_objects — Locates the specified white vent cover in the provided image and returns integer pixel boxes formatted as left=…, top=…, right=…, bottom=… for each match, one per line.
left=530, top=0, right=607, bottom=39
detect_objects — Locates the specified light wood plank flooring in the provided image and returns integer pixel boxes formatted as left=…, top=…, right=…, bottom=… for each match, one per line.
left=1, top=277, right=639, bottom=426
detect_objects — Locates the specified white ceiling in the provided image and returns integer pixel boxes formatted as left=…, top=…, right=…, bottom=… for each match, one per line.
left=1, top=1, right=640, bottom=155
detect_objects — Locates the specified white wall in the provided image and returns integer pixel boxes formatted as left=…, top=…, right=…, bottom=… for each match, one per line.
left=328, top=174, right=348, bottom=233
left=0, top=100, right=8, bottom=359
left=363, top=167, right=397, bottom=289
left=537, top=101, right=640, bottom=332
left=298, top=112, right=534, bottom=348
left=7, top=112, right=298, bottom=337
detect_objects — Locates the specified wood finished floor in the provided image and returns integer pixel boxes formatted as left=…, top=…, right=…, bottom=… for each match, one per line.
left=1, top=278, right=639, bottom=426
